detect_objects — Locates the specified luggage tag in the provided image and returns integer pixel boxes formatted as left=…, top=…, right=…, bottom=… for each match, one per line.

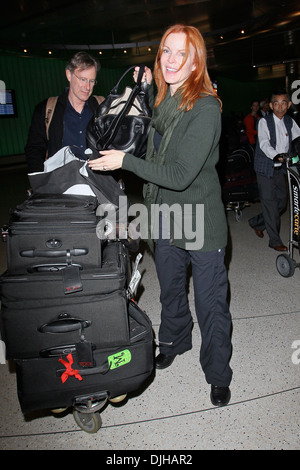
left=108, top=349, right=131, bottom=370
left=75, top=321, right=95, bottom=368
left=76, top=340, right=95, bottom=368
left=61, top=258, right=83, bottom=294
left=127, top=253, right=142, bottom=297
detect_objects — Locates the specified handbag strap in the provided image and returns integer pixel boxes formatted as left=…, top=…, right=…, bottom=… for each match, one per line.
left=99, top=65, right=146, bottom=149
left=111, top=64, right=145, bottom=94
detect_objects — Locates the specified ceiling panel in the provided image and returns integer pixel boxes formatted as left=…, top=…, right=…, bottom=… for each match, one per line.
left=1, top=0, right=300, bottom=78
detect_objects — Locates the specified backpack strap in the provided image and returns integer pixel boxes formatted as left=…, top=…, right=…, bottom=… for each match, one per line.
left=93, top=95, right=105, bottom=105
left=45, top=96, right=58, bottom=141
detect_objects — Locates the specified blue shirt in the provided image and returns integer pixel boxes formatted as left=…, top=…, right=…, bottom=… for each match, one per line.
left=62, top=99, right=93, bottom=159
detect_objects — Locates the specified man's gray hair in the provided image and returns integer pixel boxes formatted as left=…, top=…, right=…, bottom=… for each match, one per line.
left=66, top=51, right=100, bottom=74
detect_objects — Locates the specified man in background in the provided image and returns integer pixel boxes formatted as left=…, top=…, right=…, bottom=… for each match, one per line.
left=249, top=90, right=300, bottom=251
left=25, top=51, right=103, bottom=173
left=259, top=99, right=270, bottom=117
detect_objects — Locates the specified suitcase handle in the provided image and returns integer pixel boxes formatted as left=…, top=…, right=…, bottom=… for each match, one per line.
left=27, top=263, right=83, bottom=273
left=56, top=360, right=110, bottom=377
left=76, top=360, right=110, bottom=376
left=20, top=248, right=88, bottom=258
left=39, top=314, right=91, bottom=334
left=40, top=344, right=77, bottom=357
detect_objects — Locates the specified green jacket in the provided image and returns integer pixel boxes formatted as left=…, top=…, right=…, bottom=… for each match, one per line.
left=122, top=95, right=227, bottom=252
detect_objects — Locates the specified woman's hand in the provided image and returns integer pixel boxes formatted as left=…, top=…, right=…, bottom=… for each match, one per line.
left=133, top=66, right=152, bottom=85
left=88, top=150, right=125, bottom=172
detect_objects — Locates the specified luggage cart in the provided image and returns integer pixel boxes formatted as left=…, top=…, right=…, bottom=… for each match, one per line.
left=276, top=152, right=300, bottom=277
left=0, top=147, right=154, bottom=434
left=221, top=148, right=258, bottom=221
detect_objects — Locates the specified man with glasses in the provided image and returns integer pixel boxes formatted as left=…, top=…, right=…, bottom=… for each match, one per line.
left=25, top=51, right=104, bottom=173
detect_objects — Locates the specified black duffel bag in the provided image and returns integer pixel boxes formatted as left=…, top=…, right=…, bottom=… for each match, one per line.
left=86, top=65, right=152, bottom=160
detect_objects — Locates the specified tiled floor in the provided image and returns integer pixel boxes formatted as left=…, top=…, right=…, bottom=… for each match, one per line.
left=0, top=164, right=299, bottom=450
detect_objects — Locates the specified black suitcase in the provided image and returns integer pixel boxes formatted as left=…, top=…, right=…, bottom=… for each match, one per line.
left=0, top=241, right=129, bottom=360
left=15, top=299, right=154, bottom=415
left=222, top=149, right=259, bottom=205
left=4, top=194, right=103, bottom=274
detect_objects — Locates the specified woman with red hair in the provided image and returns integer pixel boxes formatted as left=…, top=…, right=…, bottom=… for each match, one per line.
left=89, top=24, right=232, bottom=406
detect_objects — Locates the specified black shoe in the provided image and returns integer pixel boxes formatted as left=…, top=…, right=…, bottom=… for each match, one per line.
left=210, top=385, right=231, bottom=407
left=155, top=353, right=176, bottom=370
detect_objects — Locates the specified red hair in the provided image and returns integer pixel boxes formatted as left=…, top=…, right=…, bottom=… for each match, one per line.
left=154, top=24, right=221, bottom=111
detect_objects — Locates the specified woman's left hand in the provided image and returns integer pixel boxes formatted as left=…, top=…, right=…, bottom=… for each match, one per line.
left=88, top=150, right=125, bottom=172
left=133, top=66, right=153, bottom=85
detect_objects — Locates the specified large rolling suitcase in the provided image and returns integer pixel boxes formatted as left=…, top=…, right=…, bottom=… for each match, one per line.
left=0, top=241, right=129, bottom=359
left=4, top=193, right=103, bottom=274
left=222, top=150, right=258, bottom=202
left=15, top=299, right=154, bottom=416
left=0, top=241, right=154, bottom=433
left=0, top=150, right=153, bottom=433
left=221, top=148, right=259, bottom=220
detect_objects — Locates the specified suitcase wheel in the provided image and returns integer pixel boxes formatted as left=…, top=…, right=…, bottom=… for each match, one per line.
left=73, top=409, right=102, bottom=434
left=109, top=393, right=127, bottom=403
left=51, top=407, right=67, bottom=414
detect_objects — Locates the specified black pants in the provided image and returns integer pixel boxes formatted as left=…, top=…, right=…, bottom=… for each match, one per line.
left=155, top=238, right=233, bottom=387
left=249, top=169, right=287, bottom=246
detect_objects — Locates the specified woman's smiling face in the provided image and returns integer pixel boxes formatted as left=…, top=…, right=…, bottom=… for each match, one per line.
left=160, top=32, right=196, bottom=95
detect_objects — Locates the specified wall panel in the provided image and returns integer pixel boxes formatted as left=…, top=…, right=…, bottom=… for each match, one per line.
left=0, top=55, right=129, bottom=158
left=0, top=54, right=286, bottom=159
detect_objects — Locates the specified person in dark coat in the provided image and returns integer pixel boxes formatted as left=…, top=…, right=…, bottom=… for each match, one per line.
left=89, top=24, right=233, bottom=407
left=25, top=52, right=103, bottom=173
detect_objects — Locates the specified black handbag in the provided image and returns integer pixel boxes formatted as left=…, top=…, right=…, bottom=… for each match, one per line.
left=86, top=65, right=152, bottom=159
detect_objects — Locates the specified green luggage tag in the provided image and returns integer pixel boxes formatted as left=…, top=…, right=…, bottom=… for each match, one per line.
left=108, top=349, right=132, bottom=370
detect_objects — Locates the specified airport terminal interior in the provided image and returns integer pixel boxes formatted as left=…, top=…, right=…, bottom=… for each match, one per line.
left=0, top=0, right=299, bottom=451
left=0, top=159, right=299, bottom=450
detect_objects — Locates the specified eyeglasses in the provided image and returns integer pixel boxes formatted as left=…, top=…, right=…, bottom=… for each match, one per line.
left=73, top=73, right=97, bottom=86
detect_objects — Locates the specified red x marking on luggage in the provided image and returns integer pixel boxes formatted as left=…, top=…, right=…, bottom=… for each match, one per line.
left=59, top=353, right=83, bottom=383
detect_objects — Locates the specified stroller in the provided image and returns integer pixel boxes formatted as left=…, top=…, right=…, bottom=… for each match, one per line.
left=276, top=137, right=300, bottom=277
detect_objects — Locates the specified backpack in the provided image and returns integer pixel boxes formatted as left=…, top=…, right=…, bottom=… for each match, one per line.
left=45, top=95, right=105, bottom=140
